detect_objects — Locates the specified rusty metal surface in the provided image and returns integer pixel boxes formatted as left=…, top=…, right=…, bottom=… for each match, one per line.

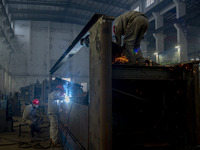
left=89, top=15, right=113, bottom=150
left=112, top=64, right=186, bottom=80
left=184, top=62, right=200, bottom=146
left=193, top=63, right=200, bottom=145
left=112, top=62, right=200, bottom=149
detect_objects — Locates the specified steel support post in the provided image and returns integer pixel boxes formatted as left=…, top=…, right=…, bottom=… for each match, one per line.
left=49, top=74, right=52, bottom=94
left=89, top=15, right=113, bottom=150
left=193, top=63, right=200, bottom=145
left=185, top=62, right=200, bottom=146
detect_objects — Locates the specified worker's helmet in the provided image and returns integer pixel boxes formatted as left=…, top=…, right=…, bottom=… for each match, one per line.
left=56, top=85, right=64, bottom=92
left=32, top=99, right=39, bottom=105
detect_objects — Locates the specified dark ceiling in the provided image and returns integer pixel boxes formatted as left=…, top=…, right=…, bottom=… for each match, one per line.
left=4, top=0, right=139, bottom=25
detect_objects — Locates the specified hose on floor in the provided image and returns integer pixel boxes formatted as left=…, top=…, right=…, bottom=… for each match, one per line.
left=0, top=121, right=51, bottom=149
left=0, top=136, right=51, bottom=149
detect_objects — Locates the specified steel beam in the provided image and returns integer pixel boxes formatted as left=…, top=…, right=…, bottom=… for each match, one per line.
left=7, top=0, right=116, bottom=16
left=11, top=16, right=86, bottom=25
left=91, top=0, right=128, bottom=10
left=9, top=8, right=90, bottom=20
left=49, top=14, right=103, bottom=74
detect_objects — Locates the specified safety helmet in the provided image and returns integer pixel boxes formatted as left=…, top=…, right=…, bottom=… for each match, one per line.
left=56, top=85, right=64, bottom=92
left=32, top=99, right=39, bottom=105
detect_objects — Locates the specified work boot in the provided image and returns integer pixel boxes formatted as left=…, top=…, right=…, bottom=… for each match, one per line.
left=123, top=49, right=137, bottom=65
left=134, top=50, right=151, bottom=66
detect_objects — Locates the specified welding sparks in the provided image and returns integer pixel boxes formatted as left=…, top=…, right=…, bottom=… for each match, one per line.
left=63, top=83, right=72, bottom=103
left=113, top=56, right=129, bottom=64
left=64, top=93, right=71, bottom=103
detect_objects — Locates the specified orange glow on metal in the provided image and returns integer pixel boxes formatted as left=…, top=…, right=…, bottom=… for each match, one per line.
left=113, top=56, right=129, bottom=64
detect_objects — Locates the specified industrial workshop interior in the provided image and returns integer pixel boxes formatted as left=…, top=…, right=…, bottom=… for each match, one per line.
left=0, top=0, right=200, bottom=150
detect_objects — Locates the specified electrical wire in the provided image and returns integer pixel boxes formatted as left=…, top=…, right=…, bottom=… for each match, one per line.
left=61, top=102, right=86, bottom=150
left=0, top=121, right=51, bottom=149
left=112, top=88, right=150, bottom=102
left=0, top=136, right=51, bottom=149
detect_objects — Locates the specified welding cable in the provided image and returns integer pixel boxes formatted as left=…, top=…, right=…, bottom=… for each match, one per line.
left=65, top=127, right=86, bottom=150
left=112, top=88, right=150, bottom=102
left=0, top=136, right=26, bottom=147
left=61, top=102, right=74, bottom=149
left=61, top=103, right=86, bottom=150
left=0, top=136, right=51, bottom=149
left=18, top=141, right=51, bottom=149
left=0, top=136, right=20, bottom=146
left=18, top=138, right=51, bottom=149
left=0, top=136, right=22, bottom=143
left=62, top=123, right=86, bottom=150
left=67, top=102, right=74, bottom=125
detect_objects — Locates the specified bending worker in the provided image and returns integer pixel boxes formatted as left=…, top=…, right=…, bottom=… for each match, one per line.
left=113, top=11, right=149, bottom=64
left=48, top=85, right=65, bottom=147
left=22, top=99, right=41, bottom=137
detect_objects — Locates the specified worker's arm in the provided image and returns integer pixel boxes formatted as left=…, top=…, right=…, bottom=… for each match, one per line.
left=50, top=92, right=65, bottom=101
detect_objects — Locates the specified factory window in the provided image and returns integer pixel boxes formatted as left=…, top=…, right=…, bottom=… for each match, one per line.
left=81, top=83, right=87, bottom=92
left=134, top=6, right=140, bottom=11
left=146, top=0, right=154, bottom=7
left=52, top=77, right=71, bottom=82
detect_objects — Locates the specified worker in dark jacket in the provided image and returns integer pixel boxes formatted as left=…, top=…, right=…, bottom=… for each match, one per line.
left=48, top=85, right=65, bottom=147
left=22, top=99, right=41, bottom=137
left=113, top=11, right=149, bottom=64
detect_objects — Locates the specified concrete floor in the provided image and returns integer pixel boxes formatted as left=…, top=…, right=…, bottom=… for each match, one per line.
left=0, top=116, right=62, bottom=150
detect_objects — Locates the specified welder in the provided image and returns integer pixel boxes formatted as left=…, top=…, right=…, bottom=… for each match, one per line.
left=22, top=99, right=41, bottom=137
left=113, top=11, right=149, bottom=65
left=48, top=84, right=65, bottom=147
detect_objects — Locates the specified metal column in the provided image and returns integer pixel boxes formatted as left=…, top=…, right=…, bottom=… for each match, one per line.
left=89, top=15, right=113, bottom=150
left=49, top=74, right=52, bottom=94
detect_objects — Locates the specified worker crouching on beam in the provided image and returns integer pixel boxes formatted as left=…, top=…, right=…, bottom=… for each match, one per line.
left=113, top=11, right=150, bottom=65
left=48, top=85, right=65, bottom=147
left=22, top=99, right=41, bottom=137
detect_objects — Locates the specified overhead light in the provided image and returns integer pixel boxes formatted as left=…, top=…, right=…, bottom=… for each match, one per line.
left=154, top=52, right=158, bottom=55
left=175, top=45, right=180, bottom=49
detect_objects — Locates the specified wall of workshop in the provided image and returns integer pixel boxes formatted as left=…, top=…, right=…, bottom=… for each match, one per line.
left=0, top=39, right=12, bottom=94
left=11, top=21, right=83, bottom=92
left=54, top=46, right=89, bottom=91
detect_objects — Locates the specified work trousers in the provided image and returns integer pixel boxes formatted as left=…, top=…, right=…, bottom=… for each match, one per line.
left=123, top=15, right=149, bottom=61
left=30, top=122, right=40, bottom=137
left=49, top=114, right=58, bottom=143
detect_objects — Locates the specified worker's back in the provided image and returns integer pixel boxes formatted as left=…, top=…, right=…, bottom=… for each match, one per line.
left=22, top=104, right=37, bottom=123
left=115, top=11, right=145, bottom=35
